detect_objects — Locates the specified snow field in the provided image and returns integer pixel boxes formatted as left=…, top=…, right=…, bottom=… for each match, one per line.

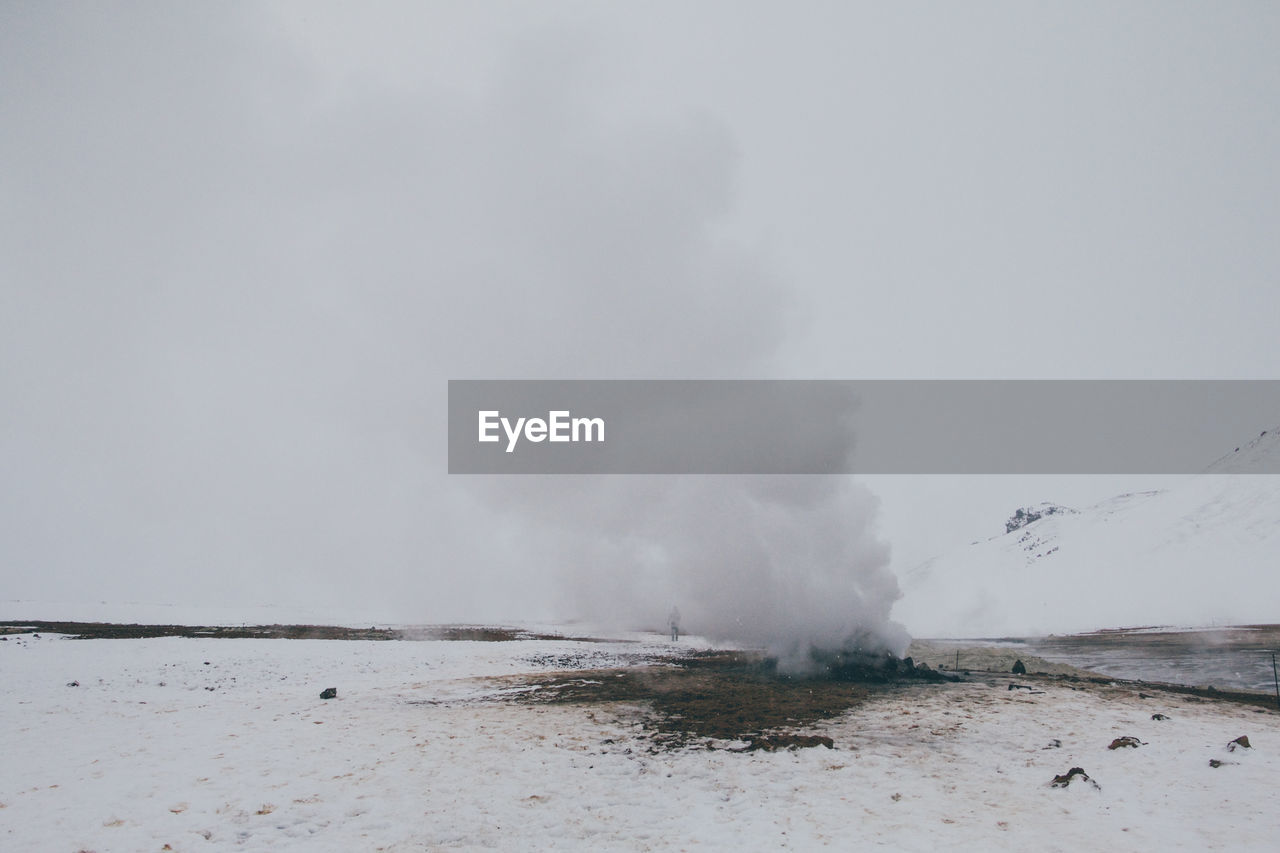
left=2, top=633, right=1278, bottom=851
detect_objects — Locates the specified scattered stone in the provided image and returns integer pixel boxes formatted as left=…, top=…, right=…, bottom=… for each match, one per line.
left=1208, top=759, right=1236, bottom=768
left=320, top=687, right=338, bottom=700
left=1043, top=739, right=1062, bottom=749
left=1226, top=735, right=1251, bottom=751
left=742, top=733, right=834, bottom=752
left=66, top=680, right=79, bottom=687
left=1012, top=660, right=1027, bottom=675
left=1108, top=736, right=1145, bottom=750
left=1050, top=767, right=1099, bottom=789
left=1152, top=713, right=1169, bottom=721
left=1008, top=683, right=1033, bottom=692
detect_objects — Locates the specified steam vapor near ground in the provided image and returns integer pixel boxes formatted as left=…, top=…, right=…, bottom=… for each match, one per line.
left=481, top=474, right=910, bottom=670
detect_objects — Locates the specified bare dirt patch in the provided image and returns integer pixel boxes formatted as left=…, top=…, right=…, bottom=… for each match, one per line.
left=502, top=649, right=938, bottom=751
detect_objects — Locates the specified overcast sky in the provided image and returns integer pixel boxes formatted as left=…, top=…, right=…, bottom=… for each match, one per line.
left=3, top=2, right=1278, bottom=631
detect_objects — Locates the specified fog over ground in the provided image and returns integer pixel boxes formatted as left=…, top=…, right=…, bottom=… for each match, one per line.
left=3, top=3, right=1278, bottom=638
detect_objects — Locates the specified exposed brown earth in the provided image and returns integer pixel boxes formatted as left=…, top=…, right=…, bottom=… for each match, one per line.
left=499, top=649, right=943, bottom=750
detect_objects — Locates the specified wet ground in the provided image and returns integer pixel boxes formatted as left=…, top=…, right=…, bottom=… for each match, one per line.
left=498, top=650, right=936, bottom=750
left=1026, top=625, right=1280, bottom=694
left=479, top=647, right=1280, bottom=755
left=918, top=625, right=1280, bottom=694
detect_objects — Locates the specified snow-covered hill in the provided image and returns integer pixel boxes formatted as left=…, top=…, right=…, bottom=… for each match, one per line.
left=894, top=427, right=1280, bottom=638
left=1206, top=426, right=1280, bottom=473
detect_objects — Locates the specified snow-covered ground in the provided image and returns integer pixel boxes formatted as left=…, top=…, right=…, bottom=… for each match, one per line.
left=3, top=630, right=1278, bottom=851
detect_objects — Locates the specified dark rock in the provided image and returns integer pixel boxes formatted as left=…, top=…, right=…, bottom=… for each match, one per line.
left=1043, top=739, right=1062, bottom=749
left=1006, top=504, right=1074, bottom=533
left=66, top=680, right=79, bottom=687
left=1011, top=659, right=1027, bottom=675
left=1050, top=767, right=1098, bottom=789
left=320, top=687, right=338, bottom=700
left=1151, top=713, right=1169, bottom=721
left=1227, top=735, right=1251, bottom=751
left=1209, top=758, right=1234, bottom=768
left=1008, top=683, right=1033, bottom=691
left=1108, top=736, right=1145, bottom=750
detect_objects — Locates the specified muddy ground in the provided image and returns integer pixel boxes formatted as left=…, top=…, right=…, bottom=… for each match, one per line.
left=493, top=646, right=1280, bottom=753
left=501, top=650, right=901, bottom=750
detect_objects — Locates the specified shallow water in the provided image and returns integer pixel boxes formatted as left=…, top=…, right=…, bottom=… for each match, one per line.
left=1020, top=627, right=1280, bottom=694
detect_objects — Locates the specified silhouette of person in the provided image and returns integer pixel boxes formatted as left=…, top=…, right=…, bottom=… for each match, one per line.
left=668, top=606, right=680, bottom=642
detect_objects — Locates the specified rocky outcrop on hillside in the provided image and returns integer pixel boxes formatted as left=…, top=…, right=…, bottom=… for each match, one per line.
left=1004, top=503, right=1076, bottom=534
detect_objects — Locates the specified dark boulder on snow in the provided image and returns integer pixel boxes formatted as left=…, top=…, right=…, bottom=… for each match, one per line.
left=1011, top=659, right=1027, bottom=674
left=320, top=687, right=337, bottom=700
left=1108, top=736, right=1145, bottom=750
left=1227, top=735, right=1251, bottom=751
left=1152, top=713, right=1170, bottom=721
left=1050, top=767, right=1098, bottom=789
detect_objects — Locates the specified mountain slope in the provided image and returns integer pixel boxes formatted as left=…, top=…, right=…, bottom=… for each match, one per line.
left=894, top=428, right=1280, bottom=638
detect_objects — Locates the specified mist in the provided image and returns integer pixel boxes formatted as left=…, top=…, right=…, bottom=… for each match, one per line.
left=4, top=4, right=1278, bottom=641
left=0, top=3, right=912, bottom=657
left=481, top=473, right=907, bottom=666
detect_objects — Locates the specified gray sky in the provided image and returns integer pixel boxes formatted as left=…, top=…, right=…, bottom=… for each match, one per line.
left=3, top=2, right=1278, bottom=631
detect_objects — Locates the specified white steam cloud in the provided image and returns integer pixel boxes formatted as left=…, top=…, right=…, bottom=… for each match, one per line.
left=3, top=7, right=910, bottom=656
left=480, top=475, right=910, bottom=668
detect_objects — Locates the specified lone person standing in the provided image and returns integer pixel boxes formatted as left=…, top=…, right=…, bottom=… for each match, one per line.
left=668, top=606, right=681, bottom=642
